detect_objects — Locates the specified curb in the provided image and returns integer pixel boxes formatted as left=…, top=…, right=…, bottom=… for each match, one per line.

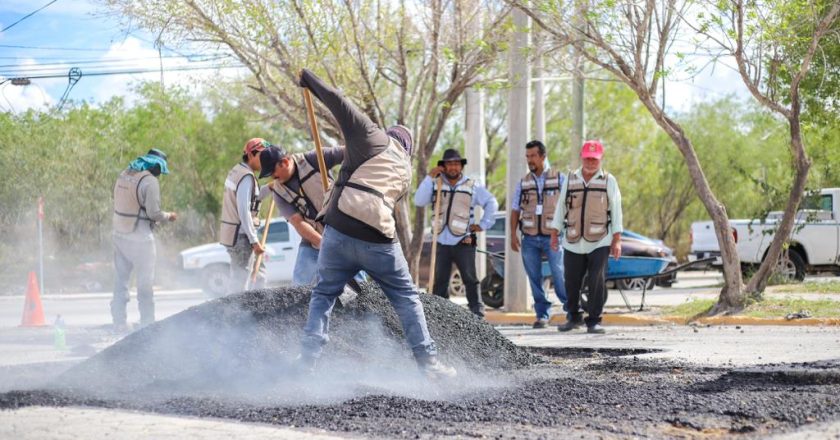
left=483, top=311, right=840, bottom=327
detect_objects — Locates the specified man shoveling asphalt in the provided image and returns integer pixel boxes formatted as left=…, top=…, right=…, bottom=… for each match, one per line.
left=296, top=68, right=456, bottom=380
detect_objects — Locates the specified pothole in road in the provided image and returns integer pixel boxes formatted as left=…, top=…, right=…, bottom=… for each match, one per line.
left=525, top=346, right=663, bottom=359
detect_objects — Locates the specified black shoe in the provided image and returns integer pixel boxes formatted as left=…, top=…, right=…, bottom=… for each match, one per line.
left=532, top=319, right=548, bottom=329
left=557, top=320, right=583, bottom=332
left=417, top=356, right=457, bottom=380
left=587, top=324, right=606, bottom=334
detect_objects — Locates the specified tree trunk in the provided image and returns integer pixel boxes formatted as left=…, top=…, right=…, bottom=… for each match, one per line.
left=640, top=98, right=746, bottom=312
left=408, top=150, right=432, bottom=282
left=745, top=117, right=811, bottom=293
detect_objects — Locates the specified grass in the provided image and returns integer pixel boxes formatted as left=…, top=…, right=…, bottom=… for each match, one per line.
left=772, top=281, right=840, bottom=294
left=663, top=296, right=840, bottom=319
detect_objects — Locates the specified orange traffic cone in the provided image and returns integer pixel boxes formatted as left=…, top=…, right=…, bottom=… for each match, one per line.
left=20, top=271, right=46, bottom=327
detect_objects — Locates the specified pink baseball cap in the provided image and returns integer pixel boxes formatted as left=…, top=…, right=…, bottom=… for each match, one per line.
left=580, top=140, right=604, bottom=160
left=243, top=138, right=268, bottom=155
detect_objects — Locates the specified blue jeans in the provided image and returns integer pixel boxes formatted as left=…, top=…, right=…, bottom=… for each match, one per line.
left=521, top=234, right=569, bottom=321
left=302, top=226, right=437, bottom=360
left=294, top=242, right=369, bottom=286
left=293, top=244, right=320, bottom=285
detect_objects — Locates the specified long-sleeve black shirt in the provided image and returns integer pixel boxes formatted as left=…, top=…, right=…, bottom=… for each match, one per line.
left=300, top=69, right=395, bottom=243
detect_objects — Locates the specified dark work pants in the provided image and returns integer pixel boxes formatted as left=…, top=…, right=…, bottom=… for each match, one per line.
left=432, top=243, right=483, bottom=317
left=564, top=246, right=610, bottom=326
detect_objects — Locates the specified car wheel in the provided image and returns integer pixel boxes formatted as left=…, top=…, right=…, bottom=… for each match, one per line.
left=480, top=273, right=504, bottom=309
left=616, top=278, right=655, bottom=291
left=449, top=268, right=465, bottom=297
left=201, top=263, right=230, bottom=299
left=774, top=250, right=806, bottom=282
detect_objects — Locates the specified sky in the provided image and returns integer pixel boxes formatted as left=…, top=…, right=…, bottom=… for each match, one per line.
left=0, top=0, right=750, bottom=115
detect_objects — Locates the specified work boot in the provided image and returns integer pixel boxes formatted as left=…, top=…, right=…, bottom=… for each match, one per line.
left=587, top=324, right=606, bottom=334
left=110, top=323, right=132, bottom=334
left=418, top=356, right=457, bottom=380
left=532, top=319, right=548, bottom=329
left=557, top=319, right=583, bottom=332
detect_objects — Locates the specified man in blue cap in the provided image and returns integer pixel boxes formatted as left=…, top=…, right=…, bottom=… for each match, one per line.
left=111, top=148, right=176, bottom=331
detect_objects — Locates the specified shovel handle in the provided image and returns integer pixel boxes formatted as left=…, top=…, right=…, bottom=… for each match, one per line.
left=250, top=197, right=275, bottom=284
left=427, top=176, right=444, bottom=293
left=303, top=88, right=330, bottom=192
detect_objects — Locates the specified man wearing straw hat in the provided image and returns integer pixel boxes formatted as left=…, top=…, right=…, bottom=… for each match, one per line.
left=219, top=138, right=269, bottom=294
left=111, top=148, right=176, bottom=331
left=296, top=68, right=456, bottom=380
left=414, top=148, right=498, bottom=318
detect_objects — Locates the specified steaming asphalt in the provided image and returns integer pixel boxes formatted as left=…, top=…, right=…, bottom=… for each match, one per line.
left=1, top=281, right=840, bottom=438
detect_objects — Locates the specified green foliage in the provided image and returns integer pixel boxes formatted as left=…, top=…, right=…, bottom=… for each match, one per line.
left=0, top=82, right=278, bottom=264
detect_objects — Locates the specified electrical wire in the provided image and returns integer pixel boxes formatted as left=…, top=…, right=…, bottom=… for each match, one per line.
left=0, top=0, right=60, bottom=33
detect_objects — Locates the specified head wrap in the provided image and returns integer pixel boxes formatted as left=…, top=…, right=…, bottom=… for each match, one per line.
left=128, top=148, right=169, bottom=175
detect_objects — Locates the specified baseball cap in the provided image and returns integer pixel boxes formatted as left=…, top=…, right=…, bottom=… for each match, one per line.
left=258, top=145, right=287, bottom=178
left=580, top=140, right=604, bottom=160
left=244, top=138, right=268, bottom=155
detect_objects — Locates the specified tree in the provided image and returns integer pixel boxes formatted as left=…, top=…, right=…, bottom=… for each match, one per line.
left=689, top=0, right=840, bottom=293
left=511, top=0, right=749, bottom=312
left=104, top=0, right=511, bottom=274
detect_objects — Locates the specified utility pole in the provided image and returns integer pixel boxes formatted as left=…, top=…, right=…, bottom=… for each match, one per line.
left=464, top=0, right=487, bottom=281
left=505, top=3, right=531, bottom=313
left=533, top=29, right=546, bottom=143
left=570, top=2, right=585, bottom=169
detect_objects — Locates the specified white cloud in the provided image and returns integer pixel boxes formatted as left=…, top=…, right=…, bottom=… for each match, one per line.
left=0, top=80, right=53, bottom=112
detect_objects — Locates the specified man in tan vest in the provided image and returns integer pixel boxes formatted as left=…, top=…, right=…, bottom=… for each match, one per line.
left=413, top=148, right=498, bottom=318
left=111, top=148, right=176, bottom=331
left=220, top=138, right=268, bottom=294
left=258, top=144, right=343, bottom=285
left=550, top=140, right=623, bottom=334
left=296, top=68, right=456, bottom=380
left=510, top=140, right=570, bottom=329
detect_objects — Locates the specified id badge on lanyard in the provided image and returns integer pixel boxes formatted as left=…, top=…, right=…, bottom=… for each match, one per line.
left=536, top=204, right=543, bottom=216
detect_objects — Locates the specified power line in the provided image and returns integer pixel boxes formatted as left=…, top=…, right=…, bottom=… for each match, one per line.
left=1, top=0, right=60, bottom=33
left=0, top=43, right=117, bottom=52
left=11, top=64, right=243, bottom=81
left=0, top=55, right=231, bottom=75
left=0, top=54, right=230, bottom=67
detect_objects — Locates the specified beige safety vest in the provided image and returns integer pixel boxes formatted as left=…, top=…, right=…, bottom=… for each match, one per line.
left=271, top=153, right=330, bottom=235
left=518, top=170, right=563, bottom=236
left=326, top=138, right=411, bottom=239
left=219, top=164, right=261, bottom=247
left=432, top=178, right=475, bottom=237
left=113, top=169, right=154, bottom=234
left=564, top=171, right=610, bottom=243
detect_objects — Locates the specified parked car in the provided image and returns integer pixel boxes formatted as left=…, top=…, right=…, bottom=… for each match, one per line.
left=689, top=188, right=840, bottom=281
left=179, top=218, right=302, bottom=297
left=417, top=213, right=677, bottom=296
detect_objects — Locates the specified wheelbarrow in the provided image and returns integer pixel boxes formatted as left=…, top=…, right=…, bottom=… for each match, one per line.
left=478, top=249, right=714, bottom=311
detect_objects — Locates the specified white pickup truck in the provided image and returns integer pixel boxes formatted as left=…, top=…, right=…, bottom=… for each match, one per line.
left=179, top=218, right=302, bottom=297
left=689, top=188, right=840, bottom=280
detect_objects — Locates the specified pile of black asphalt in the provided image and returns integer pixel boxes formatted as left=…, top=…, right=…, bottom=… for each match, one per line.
left=2, top=283, right=840, bottom=438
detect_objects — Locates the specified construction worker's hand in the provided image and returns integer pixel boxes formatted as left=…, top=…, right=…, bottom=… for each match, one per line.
left=168, top=212, right=177, bottom=222
left=610, top=238, right=621, bottom=260
left=550, top=232, right=560, bottom=252
left=252, top=242, right=266, bottom=255
left=312, top=234, right=322, bottom=249
left=511, top=234, right=521, bottom=253
left=469, top=224, right=483, bottom=233
left=428, top=166, right=443, bottom=178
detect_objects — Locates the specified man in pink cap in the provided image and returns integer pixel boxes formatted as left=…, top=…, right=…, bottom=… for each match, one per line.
left=549, top=140, right=623, bottom=334
left=218, top=138, right=270, bottom=295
